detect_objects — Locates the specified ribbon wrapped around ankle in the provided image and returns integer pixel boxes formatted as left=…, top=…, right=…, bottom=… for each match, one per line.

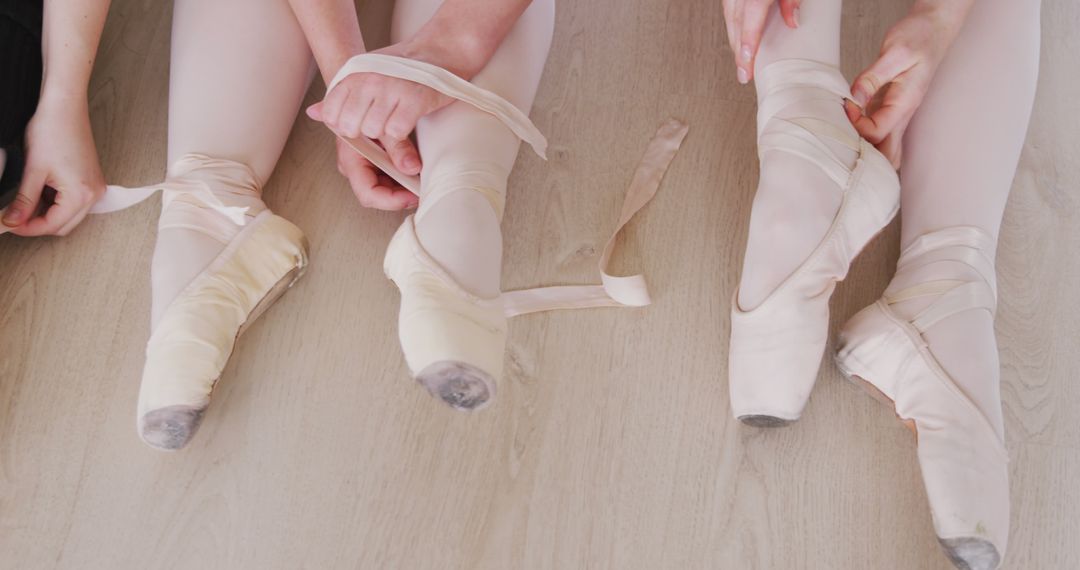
left=0, top=154, right=261, bottom=237
left=325, top=53, right=688, bottom=317
left=93, top=154, right=261, bottom=223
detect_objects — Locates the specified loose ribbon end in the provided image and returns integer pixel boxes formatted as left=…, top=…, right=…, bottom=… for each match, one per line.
left=531, top=137, right=549, bottom=161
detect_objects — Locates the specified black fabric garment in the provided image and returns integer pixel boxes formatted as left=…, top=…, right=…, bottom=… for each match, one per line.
left=0, top=0, right=44, bottom=207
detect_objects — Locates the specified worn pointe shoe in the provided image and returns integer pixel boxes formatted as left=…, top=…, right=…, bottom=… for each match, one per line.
left=836, top=226, right=1008, bottom=570
left=98, top=156, right=311, bottom=451
left=383, top=215, right=503, bottom=411
left=137, top=211, right=308, bottom=449
left=728, top=59, right=901, bottom=426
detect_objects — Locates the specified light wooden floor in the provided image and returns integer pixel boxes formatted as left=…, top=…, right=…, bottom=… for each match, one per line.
left=2, top=0, right=1077, bottom=568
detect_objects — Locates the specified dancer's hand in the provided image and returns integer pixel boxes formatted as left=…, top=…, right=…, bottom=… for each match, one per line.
left=333, top=138, right=419, bottom=211
left=845, top=0, right=973, bottom=166
left=298, top=0, right=530, bottom=211
left=307, top=35, right=476, bottom=181
left=308, top=37, right=486, bottom=211
left=1, top=96, right=106, bottom=236
left=722, top=0, right=801, bottom=84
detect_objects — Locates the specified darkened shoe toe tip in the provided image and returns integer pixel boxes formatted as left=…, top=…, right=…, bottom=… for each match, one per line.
left=416, top=361, right=495, bottom=411
left=738, top=414, right=794, bottom=428
left=940, top=537, right=1001, bottom=570
left=139, top=405, right=206, bottom=451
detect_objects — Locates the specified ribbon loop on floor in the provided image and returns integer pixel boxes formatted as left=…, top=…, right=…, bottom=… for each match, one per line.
left=500, top=119, right=688, bottom=317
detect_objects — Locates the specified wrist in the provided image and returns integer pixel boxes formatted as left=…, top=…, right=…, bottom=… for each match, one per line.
left=912, top=0, right=973, bottom=36
left=39, top=81, right=90, bottom=109
left=320, top=54, right=358, bottom=86
left=318, top=38, right=368, bottom=85
left=409, top=21, right=494, bottom=79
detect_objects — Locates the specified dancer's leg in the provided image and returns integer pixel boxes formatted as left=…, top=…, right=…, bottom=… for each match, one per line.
left=151, top=0, right=314, bottom=324
left=167, top=0, right=314, bottom=182
left=837, top=2, right=1040, bottom=566
left=383, top=0, right=553, bottom=409
left=754, top=0, right=840, bottom=68
left=897, top=2, right=1040, bottom=246
left=886, top=0, right=1040, bottom=439
left=393, top=0, right=553, bottom=298
left=138, top=0, right=313, bottom=449
left=737, top=0, right=856, bottom=309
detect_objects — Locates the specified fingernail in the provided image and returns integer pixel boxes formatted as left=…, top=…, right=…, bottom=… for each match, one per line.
left=740, top=44, right=753, bottom=65
left=404, top=156, right=420, bottom=172
left=305, top=105, right=318, bottom=120
left=737, top=67, right=749, bottom=85
left=793, top=7, right=800, bottom=27
left=2, top=206, right=20, bottom=226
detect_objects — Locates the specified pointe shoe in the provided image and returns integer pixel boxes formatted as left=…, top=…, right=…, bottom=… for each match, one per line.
left=728, top=59, right=900, bottom=426
left=384, top=215, right=504, bottom=411
left=836, top=226, right=1007, bottom=570
left=125, top=157, right=309, bottom=450
left=137, top=212, right=308, bottom=449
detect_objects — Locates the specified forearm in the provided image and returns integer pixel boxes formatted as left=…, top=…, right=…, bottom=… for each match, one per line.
left=291, top=0, right=533, bottom=84
left=40, top=0, right=112, bottom=103
left=287, top=0, right=366, bottom=84
left=409, top=0, right=534, bottom=78
left=910, top=0, right=975, bottom=43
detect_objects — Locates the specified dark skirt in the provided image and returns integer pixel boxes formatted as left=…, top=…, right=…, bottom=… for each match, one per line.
left=0, top=0, right=44, bottom=207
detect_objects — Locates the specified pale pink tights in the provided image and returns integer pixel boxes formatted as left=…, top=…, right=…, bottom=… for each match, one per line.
left=739, top=0, right=1041, bottom=431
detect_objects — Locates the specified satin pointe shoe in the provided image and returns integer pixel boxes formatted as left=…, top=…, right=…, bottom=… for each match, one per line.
left=728, top=59, right=901, bottom=427
left=836, top=226, right=1008, bottom=570
left=383, top=214, right=505, bottom=410
left=88, top=155, right=309, bottom=450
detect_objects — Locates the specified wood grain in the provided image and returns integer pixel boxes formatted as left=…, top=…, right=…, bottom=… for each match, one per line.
left=1, top=0, right=1077, bottom=568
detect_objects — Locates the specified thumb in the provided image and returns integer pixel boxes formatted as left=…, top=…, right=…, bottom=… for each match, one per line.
left=851, top=47, right=912, bottom=108
left=3, top=168, right=46, bottom=227
left=306, top=101, right=325, bottom=122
